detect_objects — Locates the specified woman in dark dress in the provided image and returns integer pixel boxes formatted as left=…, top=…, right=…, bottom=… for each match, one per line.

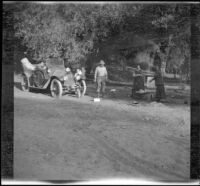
left=131, top=65, right=145, bottom=97
left=150, top=66, right=166, bottom=102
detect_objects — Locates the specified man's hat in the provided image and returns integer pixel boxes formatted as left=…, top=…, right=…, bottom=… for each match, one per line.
left=99, top=60, right=105, bottom=65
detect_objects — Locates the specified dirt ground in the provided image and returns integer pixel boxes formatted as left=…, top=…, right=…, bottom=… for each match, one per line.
left=14, top=77, right=190, bottom=182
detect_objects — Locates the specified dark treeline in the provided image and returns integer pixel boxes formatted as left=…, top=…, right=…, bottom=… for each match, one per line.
left=3, top=3, right=197, bottom=78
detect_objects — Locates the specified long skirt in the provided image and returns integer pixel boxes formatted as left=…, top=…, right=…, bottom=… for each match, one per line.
left=156, top=84, right=166, bottom=101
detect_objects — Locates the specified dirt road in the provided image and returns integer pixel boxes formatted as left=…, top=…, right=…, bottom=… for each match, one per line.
left=14, top=83, right=190, bottom=182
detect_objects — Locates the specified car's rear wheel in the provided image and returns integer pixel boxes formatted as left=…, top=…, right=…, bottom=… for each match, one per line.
left=50, top=79, right=63, bottom=98
left=21, top=74, right=29, bottom=92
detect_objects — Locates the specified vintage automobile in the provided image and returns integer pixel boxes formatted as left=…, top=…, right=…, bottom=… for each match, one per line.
left=20, top=57, right=86, bottom=98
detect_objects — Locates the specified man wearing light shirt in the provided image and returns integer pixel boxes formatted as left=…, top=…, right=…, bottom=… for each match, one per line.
left=94, top=60, right=108, bottom=98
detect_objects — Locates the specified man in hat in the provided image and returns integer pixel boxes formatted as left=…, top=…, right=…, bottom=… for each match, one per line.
left=94, top=60, right=108, bottom=98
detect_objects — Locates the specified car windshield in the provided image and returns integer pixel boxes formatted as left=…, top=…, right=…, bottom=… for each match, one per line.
left=46, top=57, right=64, bottom=68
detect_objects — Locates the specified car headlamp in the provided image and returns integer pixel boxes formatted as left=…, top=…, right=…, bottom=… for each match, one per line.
left=77, top=69, right=82, bottom=75
left=63, top=76, right=68, bottom=81
left=65, top=67, right=71, bottom=72
left=76, top=76, right=81, bottom=81
left=47, top=69, right=51, bottom=73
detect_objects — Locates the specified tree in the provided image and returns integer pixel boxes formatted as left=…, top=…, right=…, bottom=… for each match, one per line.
left=4, top=2, right=192, bottom=77
left=11, top=3, right=140, bottom=63
left=147, top=4, right=191, bottom=77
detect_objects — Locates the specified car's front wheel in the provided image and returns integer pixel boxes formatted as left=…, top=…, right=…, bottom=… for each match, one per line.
left=50, top=79, right=63, bottom=98
left=21, top=74, right=29, bottom=92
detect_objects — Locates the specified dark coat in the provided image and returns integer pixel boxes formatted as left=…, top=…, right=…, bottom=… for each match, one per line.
left=153, top=70, right=164, bottom=86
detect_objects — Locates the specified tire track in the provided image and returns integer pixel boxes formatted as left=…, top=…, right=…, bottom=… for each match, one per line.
left=74, top=125, right=187, bottom=180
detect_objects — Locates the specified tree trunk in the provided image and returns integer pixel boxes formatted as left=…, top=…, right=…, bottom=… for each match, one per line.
left=179, top=70, right=185, bottom=90
left=159, top=34, right=173, bottom=78
left=123, top=61, right=126, bottom=72
left=173, top=69, right=176, bottom=79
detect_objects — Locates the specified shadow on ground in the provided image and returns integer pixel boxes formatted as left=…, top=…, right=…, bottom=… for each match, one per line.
left=85, top=81, right=190, bottom=106
left=14, top=76, right=190, bottom=106
left=14, top=81, right=82, bottom=99
left=14, top=82, right=50, bottom=96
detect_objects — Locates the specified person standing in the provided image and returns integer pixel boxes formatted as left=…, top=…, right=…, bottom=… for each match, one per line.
left=150, top=66, right=166, bottom=102
left=21, top=51, right=36, bottom=72
left=131, top=65, right=144, bottom=97
left=94, top=60, right=108, bottom=98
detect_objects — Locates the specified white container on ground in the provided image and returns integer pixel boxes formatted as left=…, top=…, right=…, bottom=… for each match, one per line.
left=94, top=98, right=100, bottom=102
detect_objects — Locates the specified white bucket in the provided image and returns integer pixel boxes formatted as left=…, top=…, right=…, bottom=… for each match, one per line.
left=94, top=98, right=100, bottom=102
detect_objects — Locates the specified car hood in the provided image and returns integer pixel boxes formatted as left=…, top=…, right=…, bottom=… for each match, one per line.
left=46, top=58, right=66, bottom=78
left=49, top=68, right=66, bottom=79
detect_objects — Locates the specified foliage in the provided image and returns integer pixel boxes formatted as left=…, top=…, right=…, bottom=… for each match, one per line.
left=3, top=2, right=193, bottom=77
left=11, top=3, right=141, bottom=65
left=139, top=4, right=191, bottom=74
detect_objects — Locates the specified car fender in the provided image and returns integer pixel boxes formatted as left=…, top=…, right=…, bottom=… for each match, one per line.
left=51, top=69, right=66, bottom=79
left=42, top=70, right=65, bottom=89
left=42, top=78, right=52, bottom=89
left=43, top=75, right=64, bottom=89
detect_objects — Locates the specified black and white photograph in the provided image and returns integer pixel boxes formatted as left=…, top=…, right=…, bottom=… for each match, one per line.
left=2, top=1, right=200, bottom=185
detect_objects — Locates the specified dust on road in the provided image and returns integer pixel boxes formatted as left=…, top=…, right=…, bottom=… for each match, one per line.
left=14, top=86, right=190, bottom=181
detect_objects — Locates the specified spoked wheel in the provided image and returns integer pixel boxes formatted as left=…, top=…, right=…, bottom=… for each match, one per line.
left=50, top=79, right=63, bottom=98
left=80, top=80, right=87, bottom=96
left=21, top=74, right=29, bottom=92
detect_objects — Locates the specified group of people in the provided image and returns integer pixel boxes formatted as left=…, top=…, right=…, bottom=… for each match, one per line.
left=93, top=60, right=166, bottom=102
left=22, top=51, right=166, bottom=102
